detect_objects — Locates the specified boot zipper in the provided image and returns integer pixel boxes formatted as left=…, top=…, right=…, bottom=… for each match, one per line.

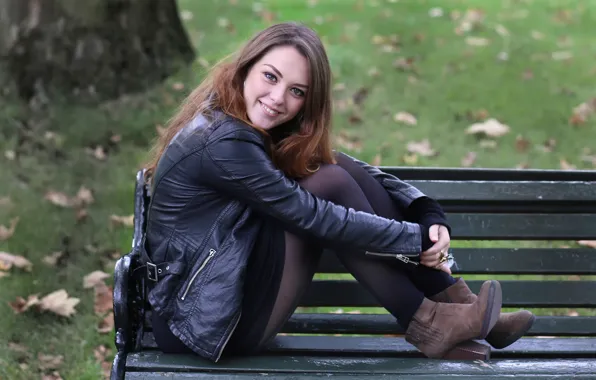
left=365, top=251, right=419, bottom=266
left=180, top=248, right=216, bottom=300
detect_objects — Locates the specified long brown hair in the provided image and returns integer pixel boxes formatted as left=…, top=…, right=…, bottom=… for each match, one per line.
left=145, top=22, right=335, bottom=180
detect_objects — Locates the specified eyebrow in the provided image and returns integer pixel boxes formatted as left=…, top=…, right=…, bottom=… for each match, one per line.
left=263, top=64, right=309, bottom=89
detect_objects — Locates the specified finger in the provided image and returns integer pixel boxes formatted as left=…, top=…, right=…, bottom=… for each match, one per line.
left=429, top=225, right=440, bottom=242
left=421, top=252, right=441, bottom=267
left=436, top=263, right=452, bottom=274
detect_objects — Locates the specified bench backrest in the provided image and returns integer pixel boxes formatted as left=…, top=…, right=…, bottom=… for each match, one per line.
left=128, top=167, right=596, bottom=350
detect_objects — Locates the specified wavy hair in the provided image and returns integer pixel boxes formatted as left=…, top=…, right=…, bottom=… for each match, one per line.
left=145, top=22, right=335, bottom=180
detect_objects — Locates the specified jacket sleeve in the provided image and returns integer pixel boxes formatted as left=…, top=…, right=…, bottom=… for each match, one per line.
left=200, top=123, right=423, bottom=255
left=337, top=152, right=426, bottom=209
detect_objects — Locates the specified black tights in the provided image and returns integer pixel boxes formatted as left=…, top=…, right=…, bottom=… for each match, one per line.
left=256, top=153, right=456, bottom=348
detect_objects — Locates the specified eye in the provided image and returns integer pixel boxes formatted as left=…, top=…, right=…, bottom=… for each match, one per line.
left=263, top=72, right=277, bottom=82
left=291, top=88, right=305, bottom=97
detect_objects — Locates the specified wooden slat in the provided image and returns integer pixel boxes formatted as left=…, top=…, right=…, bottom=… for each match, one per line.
left=407, top=181, right=596, bottom=202
left=137, top=335, right=596, bottom=358
left=301, top=280, right=596, bottom=308
left=384, top=166, right=596, bottom=181
left=266, top=336, right=596, bottom=358
left=126, top=353, right=596, bottom=377
left=447, top=214, right=596, bottom=240
left=282, top=314, right=596, bottom=337
left=319, top=248, right=596, bottom=274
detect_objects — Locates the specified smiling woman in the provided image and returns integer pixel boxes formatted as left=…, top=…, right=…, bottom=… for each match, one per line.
left=140, top=22, right=532, bottom=364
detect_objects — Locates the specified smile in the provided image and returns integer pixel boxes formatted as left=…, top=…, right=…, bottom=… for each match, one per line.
left=260, top=101, right=280, bottom=116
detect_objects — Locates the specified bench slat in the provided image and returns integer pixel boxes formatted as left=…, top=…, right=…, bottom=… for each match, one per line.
left=136, top=336, right=596, bottom=358
left=301, top=280, right=596, bottom=308
left=319, top=248, right=596, bottom=274
left=385, top=166, right=596, bottom=181
left=125, top=353, right=596, bottom=377
left=447, top=213, right=596, bottom=240
left=282, top=314, right=596, bottom=336
left=408, top=181, right=596, bottom=202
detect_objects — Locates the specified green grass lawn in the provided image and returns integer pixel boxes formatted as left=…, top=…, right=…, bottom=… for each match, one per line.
left=1, top=0, right=596, bottom=378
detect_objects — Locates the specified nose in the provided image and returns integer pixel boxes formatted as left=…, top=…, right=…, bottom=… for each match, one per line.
left=269, top=86, right=285, bottom=106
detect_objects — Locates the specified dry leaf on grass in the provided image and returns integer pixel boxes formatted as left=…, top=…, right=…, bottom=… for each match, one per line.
left=461, top=152, right=477, bottom=167
left=570, top=98, right=596, bottom=125
left=98, top=312, right=115, bottom=334
left=38, top=353, right=64, bottom=371
left=8, top=294, right=40, bottom=313
left=0, top=196, right=12, bottom=207
left=0, top=251, right=32, bottom=271
left=94, top=283, right=113, bottom=315
left=577, top=240, right=596, bottom=248
left=9, top=341, right=29, bottom=354
left=559, top=159, right=576, bottom=170
left=515, top=135, right=530, bottom=152
left=466, top=118, right=510, bottom=137
left=41, top=372, right=63, bottom=380
left=42, top=252, right=64, bottom=267
left=0, top=217, right=19, bottom=241
left=45, top=186, right=94, bottom=208
left=465, top=37, right=490, bottom=46
left=0, top=271, right=10, bottom=278
left=44, top=191, right=73, bottom=207
left=39, top=289, right=80, bottom=317
left=406, top=139, right=437, bottom=157
left=393, top=112, right=417, bottom=125
left=84, top=270, right=110, bottom=289
left=110, top=215, right=134, bottom=227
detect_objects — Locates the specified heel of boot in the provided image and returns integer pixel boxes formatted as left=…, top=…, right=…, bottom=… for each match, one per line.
left=479, top=280, right=503, bottom=338
left=441, top=340, right=491, bottom=360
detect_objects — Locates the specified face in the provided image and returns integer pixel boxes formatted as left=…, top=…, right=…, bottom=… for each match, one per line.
left=243, top=45, right=310, bottom=130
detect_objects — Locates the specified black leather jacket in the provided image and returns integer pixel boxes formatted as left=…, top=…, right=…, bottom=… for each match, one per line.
left=144, top=111, right=427, bottom=362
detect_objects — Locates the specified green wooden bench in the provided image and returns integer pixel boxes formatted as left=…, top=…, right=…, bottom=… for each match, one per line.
left=110, top=167, right=596, bottom=379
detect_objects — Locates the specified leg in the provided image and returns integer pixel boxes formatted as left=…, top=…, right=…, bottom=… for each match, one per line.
left=335, top=152, right=456, bottom=297
left=256, top=164, right=425, bottom=348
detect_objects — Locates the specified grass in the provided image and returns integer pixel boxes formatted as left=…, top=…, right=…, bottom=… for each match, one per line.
left=1, top=0, right=596, bottom=378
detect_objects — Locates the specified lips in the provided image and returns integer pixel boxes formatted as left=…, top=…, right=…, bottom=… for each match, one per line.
left=259, top=101, right=281, bottom=116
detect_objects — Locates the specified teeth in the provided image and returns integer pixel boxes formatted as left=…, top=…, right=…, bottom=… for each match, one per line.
left=261, top=102, right=278, bottom=115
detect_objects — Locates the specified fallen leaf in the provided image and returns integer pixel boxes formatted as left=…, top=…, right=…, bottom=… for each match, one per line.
left=110, top=214, right=134, bottom=227
left=394, top=112, right=417, bottom=125
left=516, top=162, right=530, bottom=169
left=172, top=82, right=185, bottom=91
left=406, top=139, right=437, bottom=157
left=98, top=312, right=115, bottom=334
left=515, top=135, right=530, bottom=152
left=92, top=146, right=108, bottom=161
left=570, top=98, right=596, bottom=125
left=429, top=7, right=443, bottom=18
left=0, top=251, right=32, bottom=271
left=38, top=354, right=64, bottom=371
left=0, top=196, right=12, bottom=207
left=334, top=132, right=363, bottom=153
left=465, top=36, right=490, bottom=46
left=0, top=272, right=10, bottom=278
left=371, top=154, right=382, bottom=166
left=75, top=186, right=94, bottom=206
left=461, top=152, right=477, bottom=167
left=41, top=372, right=63, bottom=380
left=76, top=208, right=89, bottom=222
left=84, top=271, right=110, bottom=289
left=531, top=30, right=544, bottom=40
left=495, top=24, right=509, bottom=36
left=567, top=310, right=579, bottom=317
left=541, top=138, right=557, bottom=152
left=552, top=51, right=573, bottom=61
left=42, top=252, right=64, bottom=267
left=479, top=139, right=498, bottom=149
left=39, top=289, right=80, bottom=318
left=352, top=87, right=369, bottom=105
left=559, top=158, right=576, bottom=170
left=94, top=283, right=113, bottom=315
left=466, top=118, right=510, bottom=137
left=393, top=57, right=415, bottom=71
left=567, top=275, right=581, bottom=281
left=402, top=153, right=419, bottom=165
left=577, top=240, right=596, bottom=248
left=0, top=217, right=18, bottom=241
left=8, top=294, right=40, bottom=314
left=468, top=109, right=489, bottom=121
left=5, top=150, right=16, bottom=160
left=8, top=341, right=29, bottom=354
left=44, top=191, right=73, bottom=207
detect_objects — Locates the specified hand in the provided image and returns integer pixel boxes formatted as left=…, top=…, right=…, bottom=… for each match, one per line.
left=420, top=224, right=451, bottom=274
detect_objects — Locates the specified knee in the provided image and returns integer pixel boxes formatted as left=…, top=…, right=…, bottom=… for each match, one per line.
left=299, top=164, right=357, bottom=201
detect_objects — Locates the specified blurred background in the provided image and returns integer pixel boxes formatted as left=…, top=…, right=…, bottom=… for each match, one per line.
left=1, top=0, right=595, bottom=378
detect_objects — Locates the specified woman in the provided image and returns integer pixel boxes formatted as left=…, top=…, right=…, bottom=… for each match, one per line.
left=141, top=22, right=534, bottom=362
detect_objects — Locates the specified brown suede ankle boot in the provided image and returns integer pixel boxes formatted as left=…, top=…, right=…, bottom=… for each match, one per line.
left=430, top=278, right=535, bottom=349
left=405, top=280, right=502, bottom=359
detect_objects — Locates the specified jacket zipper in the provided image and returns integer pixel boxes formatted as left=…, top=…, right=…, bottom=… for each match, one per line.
left=180, top=248, right=216, bottom=301
left=365, top=251, right=419, bottom=266
left=214, top=310, right=242, bottom=362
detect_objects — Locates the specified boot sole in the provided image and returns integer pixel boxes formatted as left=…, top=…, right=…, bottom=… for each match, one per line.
left=442, top=340, right=491, bottom=360
left=487, top=313, right=536, bottom=349
left=479, top=281, right=503, bottom=339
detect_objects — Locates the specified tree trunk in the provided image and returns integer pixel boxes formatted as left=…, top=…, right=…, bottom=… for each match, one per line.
left=0, top=0, right=195, bottom=102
